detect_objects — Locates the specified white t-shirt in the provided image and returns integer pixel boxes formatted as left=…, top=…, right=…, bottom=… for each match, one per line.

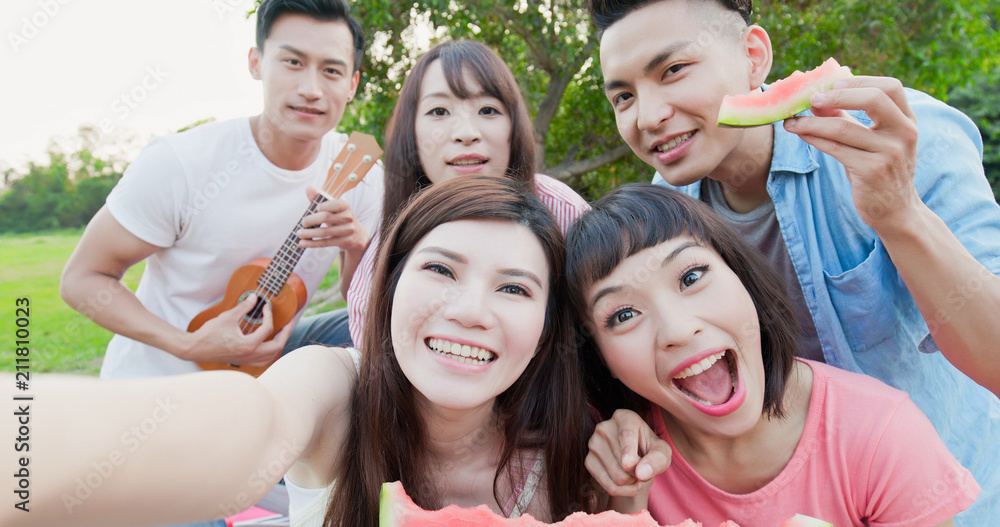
left=102, top=118, right=384, bottom=379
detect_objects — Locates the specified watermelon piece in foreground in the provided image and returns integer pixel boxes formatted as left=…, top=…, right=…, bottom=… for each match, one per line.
left=379, top=480, right=831, bottom=527
left=379, top=480, right=668, bottom=526
left=781, top=513, right=833, bottom=527
left=717, top=57, right=853, bottom=127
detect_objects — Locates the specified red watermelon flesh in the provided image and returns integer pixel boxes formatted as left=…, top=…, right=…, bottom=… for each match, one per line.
left=379, top=480, right=831, bottom=527
left=716, top=57, right=853, bottom=127
left=380, top=481, right=692, bottom=526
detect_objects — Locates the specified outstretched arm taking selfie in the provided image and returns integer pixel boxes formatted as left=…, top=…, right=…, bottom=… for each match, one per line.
left=785, top=76, right=1000, bottom=396
left=1, top=345, right=356, bottom=527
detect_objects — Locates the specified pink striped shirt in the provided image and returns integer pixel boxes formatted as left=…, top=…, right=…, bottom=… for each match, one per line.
left=346, top=174, right=590, bottom=347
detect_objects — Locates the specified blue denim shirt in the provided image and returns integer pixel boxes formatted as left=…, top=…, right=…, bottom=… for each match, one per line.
left=654, top=89, right=1000, bottom=524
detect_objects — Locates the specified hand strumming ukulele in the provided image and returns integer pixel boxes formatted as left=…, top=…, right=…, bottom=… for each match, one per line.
left=188, top=131, right=383, bottom=377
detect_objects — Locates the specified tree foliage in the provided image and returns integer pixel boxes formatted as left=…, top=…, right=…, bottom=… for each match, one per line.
left=6, top=2, right=997, bottom=233
left=0, top=128, right=124, bottom=233
left=759, top=0, right=1000, bottom=100
left=948, top=69, right=1000, bottom=202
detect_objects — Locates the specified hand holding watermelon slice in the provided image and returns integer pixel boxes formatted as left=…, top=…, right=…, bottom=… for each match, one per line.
left=717, top=58, right=853, bottom=127
left=379, top=481, right=832, bottom=527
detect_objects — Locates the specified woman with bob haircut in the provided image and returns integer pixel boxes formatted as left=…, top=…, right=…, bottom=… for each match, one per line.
left=1, top=176, right=598, bottom=527
left=566, top=183, right=978, bottom=527
left=342, top=39, right=589, bottom=349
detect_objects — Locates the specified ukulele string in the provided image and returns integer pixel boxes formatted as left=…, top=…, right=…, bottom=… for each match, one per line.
left=257, top=146, right=365, bottom=299
left=250, top=143, right=373, bottom=327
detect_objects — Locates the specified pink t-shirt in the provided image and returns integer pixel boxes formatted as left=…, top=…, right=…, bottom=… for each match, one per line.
left=346, top=174, right=589, bottom=347
left=646, top=359, right=979, bottom=527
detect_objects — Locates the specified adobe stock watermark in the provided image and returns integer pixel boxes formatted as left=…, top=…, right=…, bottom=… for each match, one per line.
left=7, top=0, right=73, bottom=53
left=61, top=397, right=180, bottom=513
left=89, top=64, right=170, bottom=141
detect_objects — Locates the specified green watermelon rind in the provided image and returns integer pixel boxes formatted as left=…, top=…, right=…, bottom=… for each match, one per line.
left=378, top=481, right=397, bottom=525
left=717, top=58, right=853, bottom=127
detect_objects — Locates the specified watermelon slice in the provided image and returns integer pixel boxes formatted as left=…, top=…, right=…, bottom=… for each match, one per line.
left=380, top=480, right=674, bottom=526
left=379, top=480, right=830, bottom=527
left=717, top=58, right=853, bottom=127
left=780, top=513, right=834, bottom=527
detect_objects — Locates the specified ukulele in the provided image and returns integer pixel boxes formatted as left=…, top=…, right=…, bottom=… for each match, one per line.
left=189, top=131, right=383, bottom=377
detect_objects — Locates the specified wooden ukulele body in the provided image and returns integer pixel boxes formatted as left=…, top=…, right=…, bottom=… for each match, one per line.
left=188, top=257, right=307, bottom=377
left=186, top=131, right=382, bottom=377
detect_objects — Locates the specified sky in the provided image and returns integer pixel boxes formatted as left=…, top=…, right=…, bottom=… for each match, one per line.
left=1, top=0, right=265, bottom=172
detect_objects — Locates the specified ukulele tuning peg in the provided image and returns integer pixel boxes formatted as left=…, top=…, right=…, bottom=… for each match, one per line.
left=334, top=163, right=343, bottom=171
left=348, top=173, right=358, bottom=182
left=346, top=143, right=356, bottom=153
left=362, top=155, right=372, bottom=164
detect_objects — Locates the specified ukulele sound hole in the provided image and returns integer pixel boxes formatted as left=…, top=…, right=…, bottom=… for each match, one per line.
left=238, top=291, right=269, bottom=330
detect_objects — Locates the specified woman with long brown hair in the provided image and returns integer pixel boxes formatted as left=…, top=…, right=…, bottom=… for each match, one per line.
left=341, top=39, right=590, bottom=350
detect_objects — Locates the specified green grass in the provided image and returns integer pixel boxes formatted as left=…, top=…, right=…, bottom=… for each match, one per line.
left=0, top=229, right=143, bottom=375
left=0, top=230, right=343, bottom=376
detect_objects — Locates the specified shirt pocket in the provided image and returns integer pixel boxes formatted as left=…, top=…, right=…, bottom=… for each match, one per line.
left=821, top=238, right=917, bottom=353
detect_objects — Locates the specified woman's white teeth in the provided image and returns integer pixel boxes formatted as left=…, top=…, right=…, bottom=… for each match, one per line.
left=674, top=350, right=726, bottom=380
left=449, top=159, right=486, bottom=166
left=428, top=338, right=495, bottom=364
left=656, top=132, right=693, bottom=152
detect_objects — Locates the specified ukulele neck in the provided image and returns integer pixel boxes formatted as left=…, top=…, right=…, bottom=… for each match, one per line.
left=257, top=192, right=328, bottom=296
left=251, top=131, right=382, bottom=298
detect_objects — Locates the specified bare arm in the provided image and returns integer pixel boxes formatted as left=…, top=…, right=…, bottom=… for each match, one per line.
left=1, top=345, right=356, bottom=527
left=785, top=76, right=1000, bottom=396
left=60, top=206, right=291, bottom=365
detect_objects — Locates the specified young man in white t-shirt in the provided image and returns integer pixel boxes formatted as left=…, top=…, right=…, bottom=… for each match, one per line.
left=60, top=0, right=382, bottom=380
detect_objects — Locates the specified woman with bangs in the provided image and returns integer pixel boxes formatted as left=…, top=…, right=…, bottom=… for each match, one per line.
left=339, top=39, right=590, bottom=350
left=566, top=184, right=978, bottom=527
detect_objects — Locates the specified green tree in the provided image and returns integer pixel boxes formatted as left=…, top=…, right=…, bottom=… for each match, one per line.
left=948, top=69, right=1000, bottom=202
left=760, top=0, right=1000, bottom=101
left=0, top=136, right=124, bottom=233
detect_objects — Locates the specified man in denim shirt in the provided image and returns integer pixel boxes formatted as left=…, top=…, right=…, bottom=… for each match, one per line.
left=590, top=0, right=1000, bottom=523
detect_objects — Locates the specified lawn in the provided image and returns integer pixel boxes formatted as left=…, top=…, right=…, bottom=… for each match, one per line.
left=0, top=229, right=138, bottom=375
left=1, top=230, right=342, bottom=376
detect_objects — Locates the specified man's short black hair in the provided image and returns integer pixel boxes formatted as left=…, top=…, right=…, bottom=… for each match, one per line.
left=255, top=0, right=365, bottom=73
left=589, top=0, right=751, bottom=31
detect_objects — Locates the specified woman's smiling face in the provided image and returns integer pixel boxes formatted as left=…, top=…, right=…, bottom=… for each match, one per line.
left=414, top=60, right=513, bottom=184
left=586, top=235, right=766, bottom=437
left=390, top=219, right=549, bottom=413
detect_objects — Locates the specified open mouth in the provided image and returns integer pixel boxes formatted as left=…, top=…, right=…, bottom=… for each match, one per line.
left=448, top=158, right=488, bottom=167
left=426, top=337, right=496, bottom=365
left=672, top=349, right=738, bottom=407
left=654, top=131, right=695, bottom=154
